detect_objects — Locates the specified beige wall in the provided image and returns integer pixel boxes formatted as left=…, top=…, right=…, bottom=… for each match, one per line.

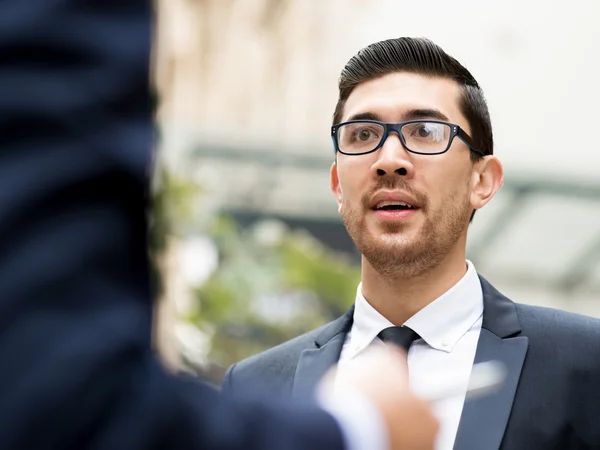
left=155, top=0, right=371, bottom=155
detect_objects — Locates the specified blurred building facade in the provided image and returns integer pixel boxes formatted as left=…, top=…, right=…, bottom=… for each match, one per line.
left=153, top=0, right=600, bottom=367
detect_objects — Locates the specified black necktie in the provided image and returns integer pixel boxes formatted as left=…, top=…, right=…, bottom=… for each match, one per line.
left=378, top=326, right=420, bottom=352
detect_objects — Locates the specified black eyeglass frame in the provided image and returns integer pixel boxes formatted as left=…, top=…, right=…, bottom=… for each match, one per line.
left=331, top=120, right=484, bottom=157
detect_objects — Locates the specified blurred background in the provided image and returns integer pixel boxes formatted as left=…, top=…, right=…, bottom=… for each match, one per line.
left=150, top=0, right=600, bottom=385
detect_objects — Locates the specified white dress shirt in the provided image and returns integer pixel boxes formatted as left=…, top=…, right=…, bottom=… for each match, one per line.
left=335, top=260, right=484, bottom=450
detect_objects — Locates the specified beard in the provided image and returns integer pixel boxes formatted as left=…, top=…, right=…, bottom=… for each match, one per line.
left=341, top=181, right=472, bottom=279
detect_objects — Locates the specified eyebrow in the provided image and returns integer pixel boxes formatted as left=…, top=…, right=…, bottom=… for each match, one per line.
left=346, top=112, right=382, bottom=122
left=345, top=108, right=450, bottom=123
left=404, top=108, right=450, bottom=122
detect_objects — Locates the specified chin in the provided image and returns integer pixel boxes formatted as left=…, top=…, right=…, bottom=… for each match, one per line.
left=375, top=229, right=417, bottom=245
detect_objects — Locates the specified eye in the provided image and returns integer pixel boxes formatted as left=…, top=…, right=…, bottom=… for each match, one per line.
left=417, top=126, right=431, bottom=138
left=410, top=123, right=444, bottom=141
left=355, top=129, right=371, bottom=141
left=352, top=127, right=380, bottom=141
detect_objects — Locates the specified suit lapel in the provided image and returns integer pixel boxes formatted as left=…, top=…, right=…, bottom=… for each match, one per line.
left=453, top=276, right=529, bottom=450
left=291, top=277, right=528, bottom=449
left=292, top=307, right=354, bottom=399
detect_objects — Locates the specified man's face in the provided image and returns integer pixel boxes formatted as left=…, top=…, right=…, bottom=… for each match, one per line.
left=331, top=72, right=481, bottom=278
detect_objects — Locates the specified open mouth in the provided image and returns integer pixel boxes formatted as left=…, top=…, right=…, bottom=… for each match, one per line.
left=374, top=201, right=417, bottom=211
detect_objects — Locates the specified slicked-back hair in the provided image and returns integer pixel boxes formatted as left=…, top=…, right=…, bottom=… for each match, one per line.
left=333, top=37, right=493, bottom=162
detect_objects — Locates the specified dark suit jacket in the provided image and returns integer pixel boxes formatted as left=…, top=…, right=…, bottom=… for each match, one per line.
left=0, top=1, right=343, bottom=449
left=224, top=276, right=600, bottom=450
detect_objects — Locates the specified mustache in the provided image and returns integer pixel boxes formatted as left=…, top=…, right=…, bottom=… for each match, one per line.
left=361, top=179, right=428, bottom=210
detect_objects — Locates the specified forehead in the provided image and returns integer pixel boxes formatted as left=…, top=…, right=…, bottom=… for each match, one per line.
left=342, top=72, right=466, bottom=125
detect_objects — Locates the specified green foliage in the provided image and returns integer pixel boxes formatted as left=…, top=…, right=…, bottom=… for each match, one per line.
left=150, top=165, right=360, bottom=384
left=279, top=236, right=360, bottom=319
left=188, top=216, right=360, bottom=381
left=149, top=166, right=203, bottom=255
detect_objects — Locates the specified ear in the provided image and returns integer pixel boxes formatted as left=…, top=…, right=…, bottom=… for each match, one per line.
left=470, top=156, right=503, bottom=211
left=330, top=162, right=343, bottom=213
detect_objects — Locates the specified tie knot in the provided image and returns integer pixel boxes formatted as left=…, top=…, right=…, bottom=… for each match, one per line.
left=378, top=326, right=420, bottom=352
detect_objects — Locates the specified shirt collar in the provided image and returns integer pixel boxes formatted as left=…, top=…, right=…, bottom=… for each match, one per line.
left=347, top=260, right=483, bottom=358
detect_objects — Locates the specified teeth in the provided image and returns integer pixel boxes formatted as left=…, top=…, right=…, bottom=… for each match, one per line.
left=376, top=201, right=414, bottom=209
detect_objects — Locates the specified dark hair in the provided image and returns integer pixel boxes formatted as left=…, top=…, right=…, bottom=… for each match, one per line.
left=332, top=37, right=493, bottom=162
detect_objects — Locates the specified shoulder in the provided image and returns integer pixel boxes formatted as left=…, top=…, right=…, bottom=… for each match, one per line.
left=515, top=302, right=600, bottom=342
left=222, top=322, right=331, bottom=395
left=224, top=308, right=354, bottom=387
left=234, top=325, right=324, bottom=375
left=479, top=275, right=600, bottom=345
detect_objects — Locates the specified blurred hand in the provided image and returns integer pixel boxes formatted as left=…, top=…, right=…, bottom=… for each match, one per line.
left=319, top=345, right=438, bottom=450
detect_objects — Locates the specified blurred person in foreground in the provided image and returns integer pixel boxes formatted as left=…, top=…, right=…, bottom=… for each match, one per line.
left=223, top=37, right=600, bottom=450
left=0, top=1, right=438, bottom=449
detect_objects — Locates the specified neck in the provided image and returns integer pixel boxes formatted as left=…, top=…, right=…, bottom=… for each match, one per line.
left=360, top=245, right=469, bottom=326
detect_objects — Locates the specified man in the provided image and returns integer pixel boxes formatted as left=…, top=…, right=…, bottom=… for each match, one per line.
left=223, top=37, right=600, bottom=450
left=0, top=2, right=438, bottom=449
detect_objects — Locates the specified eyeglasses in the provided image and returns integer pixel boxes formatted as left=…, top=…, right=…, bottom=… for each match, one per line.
left=331, top=120, right=484, bottom=156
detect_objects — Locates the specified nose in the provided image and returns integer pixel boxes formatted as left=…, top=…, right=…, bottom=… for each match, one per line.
left=371, top=131, right=415, bottom=179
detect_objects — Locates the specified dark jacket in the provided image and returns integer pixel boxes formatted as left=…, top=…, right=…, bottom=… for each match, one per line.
left=0, top=1, right=343, bottom=449
left=224, top=277, right=600, bottom=450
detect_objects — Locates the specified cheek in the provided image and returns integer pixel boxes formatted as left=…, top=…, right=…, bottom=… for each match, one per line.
left=337, top=159, right=371, bottom=203
left=419, top=163, right=471, bottom=209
